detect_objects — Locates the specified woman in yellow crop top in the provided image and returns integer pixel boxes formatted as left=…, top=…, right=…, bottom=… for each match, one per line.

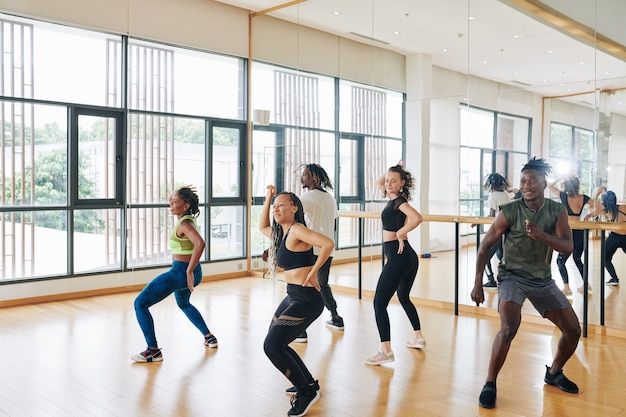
left=259, top=184, right=334, bottom=417
left=131, top=186, right=217, bottom=363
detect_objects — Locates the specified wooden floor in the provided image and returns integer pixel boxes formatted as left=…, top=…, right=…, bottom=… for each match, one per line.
left=1, top=250, right=625, bottom=416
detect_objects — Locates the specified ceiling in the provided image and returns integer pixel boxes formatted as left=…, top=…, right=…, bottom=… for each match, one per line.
left=215, top=0, right=626, bottom=112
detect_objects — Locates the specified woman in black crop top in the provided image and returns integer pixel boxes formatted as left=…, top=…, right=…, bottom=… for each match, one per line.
left=365, top=162, right=425, bottom=366
left=547, top=175, right=594, bottom=295
left=259, top=185, right=334, bottom=416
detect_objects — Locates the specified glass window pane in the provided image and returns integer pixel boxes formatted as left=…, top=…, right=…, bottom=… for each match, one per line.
left=497, top=114, right=529, bottom=152
left=575, top=127, right=595, bottom=160
left=1, top=210, right=67, bottom=280
left=78, top=115, right=116, bottom=200
left=2, top=102, right=68, bottom=206
left=128, top=40, right=243, bottom=119
left=549, top=123, right=572, bottom=157
left=251, top=62, right=335, bottom=130
left=210, top=205, right=244, bottom=260
left=460, top=147, right=482, bottom=201
left=212, top=126, right=240, bottom=198
left=250, top=204, right=267, bottom=257
left=340, top=80, right=398, bottom=136
left=339, top=139, right=358, bottom=197
left=73, top=209, right=121, bottom=273
left=0, top=14, right=121, bottom=106
left=337, top=202, right=383, bottom=248
left=251, top=130, right=277, bottom=198
left=460, top=106, right=494, bottom=148
left=127, top=114, right=206, bottom=204
left=126, top=207, right=170, bottom=268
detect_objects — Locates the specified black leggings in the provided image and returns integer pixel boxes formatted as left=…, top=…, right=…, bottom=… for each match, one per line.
left=264, top=284, right=324, bottom=391
left=605, top=232, right=626, bottom=280
left=373, top=240, right=421, bottom=342
left=556, top=229, right=585, bottom=284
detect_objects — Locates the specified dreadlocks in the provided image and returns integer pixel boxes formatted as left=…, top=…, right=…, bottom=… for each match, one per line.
left=297, top=163, right=334, bottom=191
left=521, top=157, right=552, bottom=176
left=483, top=173, right=509, bottom=192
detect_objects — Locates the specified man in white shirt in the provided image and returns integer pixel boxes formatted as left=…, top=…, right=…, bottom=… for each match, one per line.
left=294, top=164, right=344, bottom=342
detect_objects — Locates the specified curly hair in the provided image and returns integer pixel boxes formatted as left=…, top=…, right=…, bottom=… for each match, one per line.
left=174, top=186, right=201, bottom=218
left=483, top=173, right=509, bottom=192
left=266, top=191, right=307, bottom=276
left=521, top=157, right=552, bottom=176
left=297, top=163, right=334, bottom=190
left=381, top=164, right=415, bottom=200
left=562, top=176, right=580, bottom=196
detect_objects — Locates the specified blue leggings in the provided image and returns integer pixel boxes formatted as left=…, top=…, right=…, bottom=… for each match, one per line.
left=264, top=284, right=323, bottom=391
left=373, top=240, right=421, bottom=342
left=134, top=261, right=210, bottom=348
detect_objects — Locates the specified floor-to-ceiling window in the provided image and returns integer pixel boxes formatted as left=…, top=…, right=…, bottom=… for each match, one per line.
left=549, top=122, right=596, bottom=196
left=459, top=105, right=530, bottom=235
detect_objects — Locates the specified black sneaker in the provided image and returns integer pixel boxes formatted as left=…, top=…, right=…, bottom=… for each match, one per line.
left=606, top=278, right=620, bottom=286
left=285, top=380, right=321, bottom=396
left=326, top=315, right=344, bottom=331
left=294, top=331, right=308, bottom=343
left=287, top=389, right=321, bottom=417
left=478, top=381, right=496, bottom=409
left=544, top=366, right=579, bottom=393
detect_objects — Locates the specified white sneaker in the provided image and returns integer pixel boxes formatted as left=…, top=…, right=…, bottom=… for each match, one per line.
left=365, top=350, right=394, bottom=365
left=406, top=339, right=426, bottom=349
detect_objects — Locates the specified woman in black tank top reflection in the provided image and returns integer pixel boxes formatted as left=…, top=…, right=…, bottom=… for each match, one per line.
left=365, top=161, right=425, bottom=366
left=547, top=175, right=594, bottom=295
left=259, top=185, right=334, bottom=417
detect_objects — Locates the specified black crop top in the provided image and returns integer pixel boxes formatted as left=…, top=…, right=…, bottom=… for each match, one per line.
left=276, top=228, right=315, bottom=271
left=559, top=191, right=590, bottom=216
left=381, top=196, right=407, bottom=232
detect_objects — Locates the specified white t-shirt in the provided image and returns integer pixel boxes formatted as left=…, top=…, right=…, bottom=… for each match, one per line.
left=300, top=188, right=338, bottom=256
left=488, top=190, right=511, bottom=214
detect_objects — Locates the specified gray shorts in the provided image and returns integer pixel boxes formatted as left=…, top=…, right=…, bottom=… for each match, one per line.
left=497, top=275, right=571, bottom=317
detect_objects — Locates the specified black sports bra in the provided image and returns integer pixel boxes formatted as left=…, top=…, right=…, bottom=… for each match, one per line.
left=559, top=191, right=590, bottom=217
left=276, top=227, right=315, bottom=271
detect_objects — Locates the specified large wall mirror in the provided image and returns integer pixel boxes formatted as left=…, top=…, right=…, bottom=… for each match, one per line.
left=247, top=0, right=626, bottom=331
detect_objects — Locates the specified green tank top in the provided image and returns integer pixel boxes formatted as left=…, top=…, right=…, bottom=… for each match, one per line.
left=168, top=215, right=197, bottom=255
left=498, top=198, right=566, bottom=281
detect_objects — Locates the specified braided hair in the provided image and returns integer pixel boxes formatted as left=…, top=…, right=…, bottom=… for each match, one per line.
left=382, top=164, right=415, bottom=200
left=601, top=190, right=618, bottom=221
left=298, top=163, right=334, bottom=190
left=175, top=186, right=201, bottom=218
left=521, top=157, right=552, bottom=176
left=483, top=173, right=509, bottom=192
left=266, top=191, right=307, bottom=276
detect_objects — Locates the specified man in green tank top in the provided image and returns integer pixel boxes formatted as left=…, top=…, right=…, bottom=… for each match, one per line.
left=471, top=158, right=581, bottom=409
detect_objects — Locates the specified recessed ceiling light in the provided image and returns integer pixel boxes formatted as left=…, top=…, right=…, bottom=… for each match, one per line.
left=441, top=48, right=448, bottom=52
left=332, top=11, right=340, bottom=15
left=579, top=62, right=585, bottom=65
left=605, top=71, right=610, bottom=75
left=482, top=60, right=488, bottom=64
left=514, top=70, right=519, bottom=74
left=393, top=31, right=400, bottom=35
left=513, top=35, right=521, bottom=39
left=468, top=16, right=476, bottom=20
left=547, top=50, right=554, bottom=54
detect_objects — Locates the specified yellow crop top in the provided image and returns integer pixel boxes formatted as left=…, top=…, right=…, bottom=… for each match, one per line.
left=169, top=215, right=196, bottom=255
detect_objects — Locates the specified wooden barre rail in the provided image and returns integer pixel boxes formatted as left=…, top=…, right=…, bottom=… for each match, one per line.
left=338, top=211, right=626, bottom=337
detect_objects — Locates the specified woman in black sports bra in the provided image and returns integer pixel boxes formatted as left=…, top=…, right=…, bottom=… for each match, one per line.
left=594, top=190, right=626, bottom=286
left=259, top=185, right=334, bottom=417
left=547, top=175, right=594, bottom=294
left=365, top=162, right=425, bottom=366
